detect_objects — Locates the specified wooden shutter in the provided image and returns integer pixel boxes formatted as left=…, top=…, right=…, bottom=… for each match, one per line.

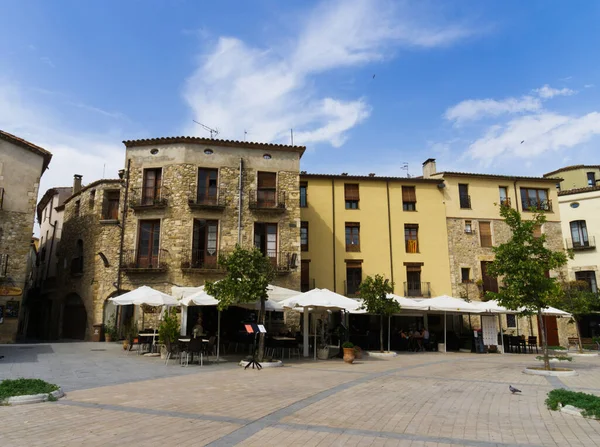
left=479, top=222, right=492, bottom=247
left=344, top=184, right=359, bottom=201
left=258, top=172, right=276, bottom=188
left=402, top=186, right=416, bottom=202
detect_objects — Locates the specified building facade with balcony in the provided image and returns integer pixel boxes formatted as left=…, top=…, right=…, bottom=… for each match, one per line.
left=0, top=130, right=52, bottom=342
left=545, top=164, right=600, bottom=191
left=298, top=172, right=453, bottom=299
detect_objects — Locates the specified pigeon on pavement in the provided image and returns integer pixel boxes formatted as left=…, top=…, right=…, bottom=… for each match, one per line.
left=509, top=385, right=521, bottom=394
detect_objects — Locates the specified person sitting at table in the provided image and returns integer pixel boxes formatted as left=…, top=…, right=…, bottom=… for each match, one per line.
left=192, top=315, right=205, bottom=338
left=422, top=328, right=430, bottom=351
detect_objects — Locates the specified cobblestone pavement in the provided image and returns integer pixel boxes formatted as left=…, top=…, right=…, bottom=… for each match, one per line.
left=1, top=345, right=599, bottom=446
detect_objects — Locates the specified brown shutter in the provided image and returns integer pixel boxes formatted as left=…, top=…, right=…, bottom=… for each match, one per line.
left=402, top=186, right=416, bottom=202
left=344, top=184, right=359, bottom=200
left=479, top=222, right=492, bottom=247
left=258, top=172, right=276, bottom=188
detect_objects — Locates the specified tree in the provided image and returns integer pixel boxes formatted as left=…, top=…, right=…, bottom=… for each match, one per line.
left=550, top=279, right=598, bottom=353
left=205, top=245, right=274, bottom=361
left=487, top=205, right=569, bottom=370
left=358, top=275, right=398, bottom=352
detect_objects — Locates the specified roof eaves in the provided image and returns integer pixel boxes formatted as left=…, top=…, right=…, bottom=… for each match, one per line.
left=0, top=130, right=53, bottom=172
left=558, top=185, right=600, bottom=196
left=63, top=179, right=122, bottom=205
left=300, top=173, right=443, bottom=183
left=435, top=171, right=562, bottom=182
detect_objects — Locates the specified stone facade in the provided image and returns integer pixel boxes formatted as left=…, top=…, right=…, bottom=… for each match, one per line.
left=0, top=132, right=51, bottom=343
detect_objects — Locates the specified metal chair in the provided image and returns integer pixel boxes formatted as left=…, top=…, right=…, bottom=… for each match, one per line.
left=164, top=338, right=180, bottom=366
left=182, top=337, right=204, bottom=367
left=204, top=336, right=216, bottom=364
left=527, top=336, right=538, bottom=354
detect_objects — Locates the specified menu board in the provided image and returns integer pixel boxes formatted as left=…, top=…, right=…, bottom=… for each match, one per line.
left=5, top=301, right=19, bottom=318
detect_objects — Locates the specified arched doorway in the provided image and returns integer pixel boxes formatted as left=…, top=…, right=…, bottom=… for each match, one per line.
left=62, top=293, right=87, bottom=340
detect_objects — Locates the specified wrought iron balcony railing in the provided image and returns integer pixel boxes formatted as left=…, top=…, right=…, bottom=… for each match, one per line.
left=459, top=194, right=471, bottom=209
left=188, top=186, right=226, bottom=210
left=129, top=186, right=170, bottom=210
left=404, top=281, right=431, bottom=298
left=566, top=236, right=596, bottom=250
left=180, top=248, right=223, bottom=270
left=248, top=189, right=286, bottom=211
left=521, top=198, right=552, bottom=212
left=121, top=249, right=169, bottom=271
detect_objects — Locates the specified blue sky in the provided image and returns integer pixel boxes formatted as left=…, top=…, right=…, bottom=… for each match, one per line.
left=1, top=0, right=600, bottom=196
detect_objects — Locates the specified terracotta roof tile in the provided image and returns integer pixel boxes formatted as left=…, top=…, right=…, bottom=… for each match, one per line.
left=0, top=129, right=52, bottom=172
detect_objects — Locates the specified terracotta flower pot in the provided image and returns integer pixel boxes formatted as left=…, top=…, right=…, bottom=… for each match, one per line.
left=105, top=334, right=112, bottom=343
left=343, top=347, right=355, bottom=364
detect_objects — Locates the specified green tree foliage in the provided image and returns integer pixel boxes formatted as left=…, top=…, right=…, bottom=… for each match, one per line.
left=158, top=308, right=180, bottom=346
left=550, top=279, right=598, bottom=353
left=487, top=205, right=569, bottom=370
left=205, top=245, right=274, bottom=360
left=358, top=275, right=398, bottom=352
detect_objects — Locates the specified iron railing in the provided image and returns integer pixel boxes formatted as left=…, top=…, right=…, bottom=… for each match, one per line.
left=521, top=198, right=552, bottom=212
left=180, top=248, right=222, bottom=270
left=188, top=186, right=226, bottom=209
left=121, top=249, right=169, bottom=271
left=261, top=250, right=296, bottom=273
left=129, top=186, right=170, bottom=209
left=0, top=254, right=7, bottom=277
left=404, top=281, right=431, bottom=298
left=566, top=236, right=596, bottom=250
left=459, top=194, right=471, bottom=209
left=249, top=189, right=286, bottom=210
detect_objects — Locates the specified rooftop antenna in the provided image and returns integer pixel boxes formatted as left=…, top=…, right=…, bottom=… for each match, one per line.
left=193, top=120, right=219, bottom=139
left=401, top=162, right=410, bottom=178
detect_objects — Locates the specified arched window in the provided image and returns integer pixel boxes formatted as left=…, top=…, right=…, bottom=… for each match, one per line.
left=569, top=220, right=589, bottom=248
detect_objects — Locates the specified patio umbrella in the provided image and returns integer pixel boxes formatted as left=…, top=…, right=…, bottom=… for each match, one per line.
left=540, top=306, right=571, bottom=317
left=281, top=288, right=361, bottom=358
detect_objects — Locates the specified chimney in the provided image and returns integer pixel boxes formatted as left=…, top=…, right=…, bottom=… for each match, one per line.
left=368, top=173, right=376, bottom=177
left=422, top=158, right=436, bottom=178
left=73, top=175, right=83, bottom=194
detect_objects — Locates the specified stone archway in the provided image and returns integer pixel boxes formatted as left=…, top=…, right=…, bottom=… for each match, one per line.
left=62, top=293, right=87, bottom=340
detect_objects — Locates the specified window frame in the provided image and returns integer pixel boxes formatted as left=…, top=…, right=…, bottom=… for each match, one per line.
left=479, top=221, right=492, bottom=247
left=346, top=261, right=362, bottom=296
left=587, top=172, right=596, bottom=187
left=404, top=224, right=419, bottom=253
left=402, top=186, right=417, bottom=211
left=570, top=220, right=589, bottom=247
left=344, top=183, right=360, bottom=209
left=520, top=187, right=550, bottom=211
left=300, top=182, right=308, bottom=208
left=461, top=267, right=471, bottom=283
left=345, top=222, right=360, bottom=252
left=300, top=221, right=309, bottom=251
left=506, top=314, right=517, bottom=328
left=142, top=168, right=163, bottom=205
left=458, top=184, right=470, bottom=209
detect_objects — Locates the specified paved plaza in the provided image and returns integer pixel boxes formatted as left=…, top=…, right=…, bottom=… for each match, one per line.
left=0, top=343, right=599, bottom=446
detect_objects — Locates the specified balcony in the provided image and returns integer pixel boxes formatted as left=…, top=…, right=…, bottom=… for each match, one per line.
left=70, top=257, right=84, bottom=276
left=180, top=249, right=223, bottom=272
left=249, top=189, right=286, bottom=212
left=459, top=194, right=471, bottom=209
left=0, top=187, right=4, bottom=210
left=566, top=236, right=596, bottom=251
left=0, top=253, right=7, bottom=277
left=188, top=187, right=226, bottom=210
left=129, top=187, right=170, bottom=210
left=404, top=281, right=431, bottom=298
left=263, top=251, right=297, bottom=274
left=521, top=198, right=552, bottom=212
left=121, top=249, right=169, bottom=272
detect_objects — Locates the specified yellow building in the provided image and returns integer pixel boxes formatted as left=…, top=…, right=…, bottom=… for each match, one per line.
left=299, top=173, right=452, bottom=299
left=544, top=165, right=600, bottom=191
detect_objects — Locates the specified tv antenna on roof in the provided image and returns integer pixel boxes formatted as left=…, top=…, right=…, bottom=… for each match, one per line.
left=193, top=120, right=219, bottom=139
left=401, top=162, right=410, bottom=178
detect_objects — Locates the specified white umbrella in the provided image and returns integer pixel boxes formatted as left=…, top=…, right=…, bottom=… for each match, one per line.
left=266, top=285, right=302, bottom=302
left=109, top=285, right=180, bottom=306
left=236, top=300, right=283, bottom=311
left=425, top=295, right=482, bottom=353
left=540, top=306, right=572, bottom=317
left=472, top=300, right=519, bottom=314
left=281, top=289, right=360, bottom=358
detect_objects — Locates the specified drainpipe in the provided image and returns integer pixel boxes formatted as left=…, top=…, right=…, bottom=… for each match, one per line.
left=116, top=159, right=131, bottom=332
left=386, top=181, right=394, bottom=289
left=238, top=158, right=243, bottom=245
left=331, top=178, right=336, bottom=292
left=513, top=179, right=519, bottom=212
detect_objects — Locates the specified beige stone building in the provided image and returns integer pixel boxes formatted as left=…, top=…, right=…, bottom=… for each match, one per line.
left=0, top=130, right=52, bottom=342
left=49, top=137, right=303, bottom=339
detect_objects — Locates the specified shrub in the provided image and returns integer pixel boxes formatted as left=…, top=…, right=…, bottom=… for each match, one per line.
left=158, top=308, right=180, bottom=345
left=546, top=389, right=600, bottom=419
left=0, top=378, right=59, bottom=400
left=536, top=355, right=572, bottom=362
left=342, top=341, right=354, bottom=349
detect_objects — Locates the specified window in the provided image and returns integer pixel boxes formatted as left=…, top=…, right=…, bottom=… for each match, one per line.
left=520, top=188, right=550, bottom=211
left=257, top=172, right=277, bottom=207
left=556, top=183, right=561, bottom=191
left=575, top=271, right=598, bottom=294
left=459, top=184, right=470, bottom=209
left=300, top=221, right=309, bottom=251
left=402, top=186, right=416, bottom=211
left=254, top=223, right=277, bottom=261
left=405, top=265, right=423, bottom=297
left=192, top=219, right=218, bottom=268
left=300, top=182, right=307, bottom=208
left=102, top=190, right=120, bottom=220
left=137, top=220, right=161, bottom=268
left=197, top=168, right=218, bottom=205
left=499, top=186, right=509, bottom=207
left=74, top=200, right=81, bottom=216
left=570, top=220, right=589, bottom=248
left=346, top=261, right=362, bottom=296
left=345, top=223, right=360, bottom=252
left=405, top=224, right=418, bottom=253
left=89, top=190, right=96, bottom=209
left=461, top=268, right=470, bottom=283
left=143, top=168, right=162, bottom=205
left=481, top=261, right=498, bottom=294
left=71, top=239, right=84, bottom=274
left=465, top=220, right=473, bottom=234
left=506, top=314, right=516, bottom=328
left=587, top=172, right=596, bottom=187
left=301, top=260, right=310, bottom=292
left=345, top=184, right=359, bottom=209
left=479, top=221, right=492, bottom=247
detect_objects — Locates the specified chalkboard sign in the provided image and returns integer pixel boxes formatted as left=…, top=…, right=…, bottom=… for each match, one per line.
left=0, top=305, right=4, bottom=324
left=5, top=301, right=19, bottom=318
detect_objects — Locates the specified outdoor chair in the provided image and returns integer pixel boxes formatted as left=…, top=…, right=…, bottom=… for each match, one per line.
left=527, top=336, right=538, bottom=354
left=164, top=339, right=180, bottom=366
left=181, top=336, right=204, bottom=367
left=203, top=336, right=217, bottom=364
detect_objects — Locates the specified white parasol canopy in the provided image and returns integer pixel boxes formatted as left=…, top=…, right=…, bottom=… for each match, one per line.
left=425, top=295, right=483, bottom=313
left=350, top=294, right=428, bottom=314
left=280, top=288, right=361, bottom=311
left=540, top=306, right=572, bottom=317
left=180, top=286, right=219, bottom=307
left=472, top=299, right=519, bottom=314
left=109, top=286, right=179, bottom=306
left=265, top=284, right=302, bottom=302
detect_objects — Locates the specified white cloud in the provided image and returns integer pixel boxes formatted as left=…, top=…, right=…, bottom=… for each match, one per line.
left=40, top=56, right=55, bottom=68
left=533, top=84, right=575, bottom=99
left=467, top=112, right=600, bottom=163
left=184, top=0, right=475, bottom=146
left=444, top=96, right=541, bottom=124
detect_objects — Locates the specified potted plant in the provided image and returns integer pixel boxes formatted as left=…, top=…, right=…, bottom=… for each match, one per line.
left=353, top=345, right=363, bottom=359
left=158, top=308, right=180, bottom=359
left=104, top=313, right=117, bottom=342
left=123, top=322, right=138, bottom=351
left=342, top=342, right=355, bottom=364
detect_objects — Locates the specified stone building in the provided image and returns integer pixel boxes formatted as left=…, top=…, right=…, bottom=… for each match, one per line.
left=0, top=130, right=52, bottom=342
left=52, top=137, right=303, bottom=339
